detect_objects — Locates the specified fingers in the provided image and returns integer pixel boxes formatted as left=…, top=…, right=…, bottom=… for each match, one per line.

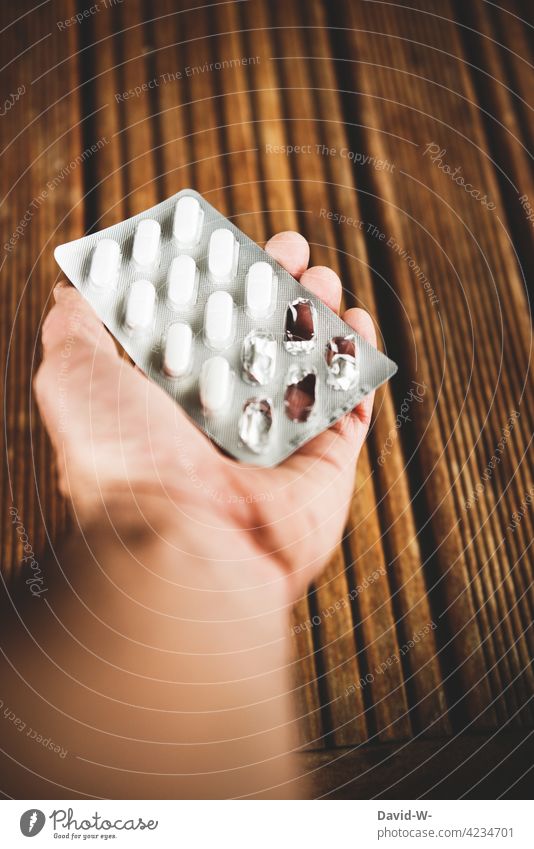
left=300, top=265, right=342, bottom=313
left=264, top=230, right=375, bottom=474
left=343, top=307, right=377, bottom=347
left=265, top=232, right=342, bottom=314
left=343, top=308, right=377, bottom=429
left=53, top=279, right=70, bottom=300
left=264, top=231, right=309, bottom=278
left=35, top=282, right=120, bottom=467
left=41, top=283, right=117, bottom=359
left=284, top=307, right=378, bottom=481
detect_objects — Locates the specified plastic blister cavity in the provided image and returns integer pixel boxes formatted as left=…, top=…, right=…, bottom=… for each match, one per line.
left=241, top=330, right=276, bottom=385
left=204, top=290, right=235, bottom=350
left=208, top=228, right=239, bottom=284
left=89, top=239, right=121, bottom=289
left=284, top=366, right=317, bottom=423
left=163, top=322, right=193, bottom=378
left=246, top=261, right=277, bottom=319
left=54, top=189, right=397, bottom=466
left=326, top=334, right=359, bottom=391
left=167, top=254, right=198, bottom=310
left=124, top=280, right=156, bottom=335
left=200, top=356, right=233, bottom=416
left=284, top=298, right=317, bottom=353
left=132, top=219, right=160, bottom=269
left=239, top=398, right=273, bottom=453
left=173, top=195, right=204, bottom=249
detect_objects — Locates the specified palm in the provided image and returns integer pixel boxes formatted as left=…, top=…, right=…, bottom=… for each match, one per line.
left=35, top=232, right=376, bottom=600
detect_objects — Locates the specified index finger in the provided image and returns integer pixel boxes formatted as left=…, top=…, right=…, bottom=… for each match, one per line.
left=265, top=232, right=342, bottom=313
left=264, top=231, right=310, bottom=279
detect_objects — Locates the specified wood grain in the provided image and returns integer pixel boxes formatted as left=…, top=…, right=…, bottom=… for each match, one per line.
left=0, top=0, right=532, bottom=795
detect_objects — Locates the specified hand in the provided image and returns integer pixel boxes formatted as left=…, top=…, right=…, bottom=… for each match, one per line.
left=35, top=232, right=377, bottom=601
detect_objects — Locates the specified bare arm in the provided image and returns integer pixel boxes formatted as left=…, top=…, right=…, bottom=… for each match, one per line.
left=1, top=493, right=302, bottom=799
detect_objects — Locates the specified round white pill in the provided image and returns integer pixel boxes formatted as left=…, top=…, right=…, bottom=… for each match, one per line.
left=125, top=279, right=156, bottom=333
left=208, top=228, right=239, bottom=284
left=173, top=196, right=204, bottom=248
left=163, top=322, right=193, bottom=378
left=199, top=356, right=232, bottom=415
left=204, top=290, right=234, bottom=349
left=246, top=261, right=275, bottom=319
left=89, top=239, right=121, bottom=289
left=167, top=254, right=198, bottom=310
left=132, top=219, right=161, bottom=268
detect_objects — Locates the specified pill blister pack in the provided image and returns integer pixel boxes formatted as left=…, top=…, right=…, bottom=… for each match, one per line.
left=54, top=189, right=397, bottom=467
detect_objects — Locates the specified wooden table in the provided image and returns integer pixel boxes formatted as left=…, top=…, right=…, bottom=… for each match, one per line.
left=1, top=0, right=533, bottom=798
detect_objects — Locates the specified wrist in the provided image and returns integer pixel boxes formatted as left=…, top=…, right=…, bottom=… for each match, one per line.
left=64, top=488, right=290, bottom=615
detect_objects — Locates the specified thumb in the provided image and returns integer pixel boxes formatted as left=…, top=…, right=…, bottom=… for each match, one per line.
left=33, top=283, right=211, bottom=511
left=41, top=282, right=118, bottom=360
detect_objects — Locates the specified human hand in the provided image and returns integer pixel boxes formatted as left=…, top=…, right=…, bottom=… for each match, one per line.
left=34, top=232, right=377, bottom=601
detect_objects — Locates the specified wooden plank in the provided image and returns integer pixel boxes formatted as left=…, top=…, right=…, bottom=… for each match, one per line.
left=214, top=0, right=266, bottom=245
left=267, top=0, right=450, bottom=740
left=310, top=548, right=368, bottom=744
left=112, top=1, right=159, bottom=215
left=239, top=0, right=326, bottom=746
left=240, top=2, right=301, bottom=236
left=288, top=0, right=451, bottom=739
left=83, top=0, right=127, bottom=229
left=454, top=0, right=534, bottom=669
left=489, top=0, right=534, bottom=152
left=346, top=467, right=412, bottom=743
left=332, top=0, right=534, bottom=726
left=289, top=602, right=325, bottom=747
left=1, top=0, right=84, bottom=582
left=300, top=729, right=534, bottom=799
left=265, top=2, right=377, bottom=746
left=177, top=4, right=228, bottom=213
left=150, top=0, right=194, bottom=196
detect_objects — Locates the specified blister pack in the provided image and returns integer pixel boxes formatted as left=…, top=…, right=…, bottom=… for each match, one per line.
left=54, top=189, right=397, bottom=467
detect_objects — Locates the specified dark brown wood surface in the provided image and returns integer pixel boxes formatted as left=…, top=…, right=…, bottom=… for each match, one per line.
left=1, top=0, right=533, bottom=797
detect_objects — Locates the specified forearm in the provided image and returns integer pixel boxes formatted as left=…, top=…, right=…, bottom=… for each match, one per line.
left=0, top=495, right=301, bottom=798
